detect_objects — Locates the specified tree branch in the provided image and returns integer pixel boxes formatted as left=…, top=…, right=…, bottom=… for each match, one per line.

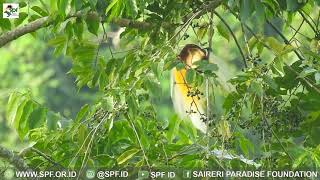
left=31, top=147, right=65, bottom=169
left=0, top=1, right=223, bottom=48
left=0, top=13, right=163, bottom=48
left=0, top=16, right=49, bottom=48
left=0, top=145, right=32, bottom=171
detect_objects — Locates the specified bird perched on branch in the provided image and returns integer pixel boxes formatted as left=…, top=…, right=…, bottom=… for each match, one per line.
left=171, top=44, right=209, bottom=133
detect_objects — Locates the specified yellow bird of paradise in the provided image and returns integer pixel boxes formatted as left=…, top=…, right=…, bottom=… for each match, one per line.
left=171, top=44, right=209, bottom=133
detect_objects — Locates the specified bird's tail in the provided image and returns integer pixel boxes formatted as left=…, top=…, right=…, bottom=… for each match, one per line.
left=171, top=68, right=207, bottom=133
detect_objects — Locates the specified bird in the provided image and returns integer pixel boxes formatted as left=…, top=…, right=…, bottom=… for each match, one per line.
left=171, top=44, right=209, bottom=133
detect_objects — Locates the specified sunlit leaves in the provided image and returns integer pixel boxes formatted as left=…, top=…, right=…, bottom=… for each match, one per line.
left=74, top=104, right=89, bottom=123
left=6, top=92, right=48, bottom=140
left=125, top=0, right=138, bottom=18
left=0, top=18, right=11, bottom=31
left=272, top=56, right=285, bottom=76
left=217, top=120, right=232, bottom=140
left=217, top=22, right=230, bottom=41
left=117, top=147, right=140, bottom=165
left=57, top=0, right=68, bottom=17
left=31, top=6, right=48, bottom=17
left=196, top=26, right=208, bottom=41
left=48, top=35, right=68, bottom=56
left=106, top=0, right=124, bottom=20
left=237, top=135, right=254, bottom=157
left=73, top=17, right=84, bottom=40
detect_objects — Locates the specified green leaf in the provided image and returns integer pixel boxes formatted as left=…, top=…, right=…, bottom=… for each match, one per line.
left=29, top=107, right=47, bottom=129
left=73, top=17, right=84, bottom=40
left=126, top=0, right=138, bottom=18
left=88, top=0, right=98, bottom=9
left=240, top=0, right=255, bottom=21
left=166, top=115, right=182, bottom=143
left=223, top=92, right=240, bottom=111
left=266, top=37, right=284, bottom=55
left=273, top=56, right=285, bottom=76
left=50, top=0, right=58, bottom=12
left=286, top=0, right=304, bottom=12
left=75, top=104, right=89, bottom=123
left=0, top=18, right=11, bottom=31
left=255, top=1, right=265, bottom=25
left=145, top=79, right=160, bottom=96
left=257, top=41, right=264, bottom=55
left=13, top=99, right=28, bottom=137
left=126, top=94, right=138, bottom=117
left=18, top=100, right=35, bottom=140
left=186, top=69, right=196, bottom=84
left=315, top=72, right=320, bottom=85
left=57, top=0, right=68, bottom=16
left=293, top=151, right=308, bottom=169
left=28, top=14, right=42, bottom=21
left=175, top=62, right=185, bottom=70
left=117, top=148, right=140, bottom=164
left=14, top=12, right=28, bottom=26
left=46, top=112, right=59, bottom=130
left=239, top=136, right=254, bottom=157
left=196, top=27, right=208, bottom=40
left=48, top=35, right=67, bottom=46
left=217, top=23, right=230, bottom=41
left=31, top=6, right=48, bottom=17
left=77, top=124, right=88, bottom=147
left=194, top=60, right=219, bottom=72
left=106, top=0, right=120, bottom=14
left=6, top=92, right=22, bottom=123
left=85, top=13, right=100, bottom=36
left=19, top=2, right=27, bottom=8
left=249, top=81, right=263, bottom=97
left=263, top=75, right=279, bottom=90
left=72, top=0, right=83, bottom=11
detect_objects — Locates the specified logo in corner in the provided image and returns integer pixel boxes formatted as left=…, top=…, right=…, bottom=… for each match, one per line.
left=3, top=3, right=19, bottom=19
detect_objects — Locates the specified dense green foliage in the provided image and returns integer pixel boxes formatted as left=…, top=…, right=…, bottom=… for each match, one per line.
left=1, top=0, right=320, bottom=178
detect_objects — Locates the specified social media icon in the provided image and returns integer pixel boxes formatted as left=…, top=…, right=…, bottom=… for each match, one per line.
left=86, top=169, right=95, bottom=179
left=138, top=170, right=149, bottom=179
left=183, top=170, right=192, bottom=178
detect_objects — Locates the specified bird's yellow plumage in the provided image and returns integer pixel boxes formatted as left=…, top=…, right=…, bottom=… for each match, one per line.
left=171, top=44, right=208, bottom=133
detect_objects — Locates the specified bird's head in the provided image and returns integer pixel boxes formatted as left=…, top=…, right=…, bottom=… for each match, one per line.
left=177, top=44, right=208, bottom=68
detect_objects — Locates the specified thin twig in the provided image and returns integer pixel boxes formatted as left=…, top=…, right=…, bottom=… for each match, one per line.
left=31, top=147, right=65, bottom=169
left=266, top=20, right=305, bottom=60
left=299, top=10, right=317, bottom=33
left=127, top=115, right=151, bottom=170
left=288, top=19, right=305, bottom=43
left=213, top=11, right=247, bottom=68
left=241, top=23, right=252, bottom=67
